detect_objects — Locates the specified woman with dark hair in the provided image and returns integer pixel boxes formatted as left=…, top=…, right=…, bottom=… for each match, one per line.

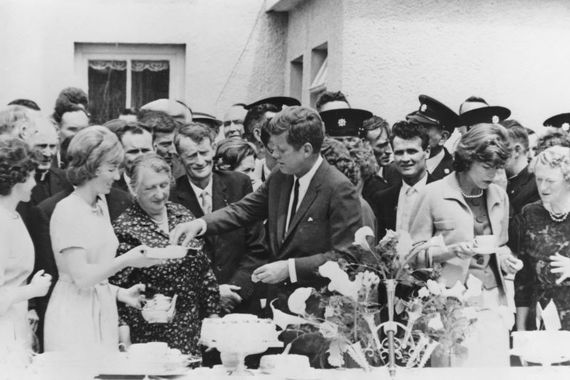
left=513, top=146, right=570, bottom=331
left=44, top=126, right=159, bottom=352
left=214, top=137, right=260, bottom=189
left=0, top=137, right=52, bottom=351
left=409, top=124, right=522, bottom=366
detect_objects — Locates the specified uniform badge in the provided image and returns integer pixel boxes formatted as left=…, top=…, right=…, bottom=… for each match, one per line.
left=338, top=118, right=346, bottom=127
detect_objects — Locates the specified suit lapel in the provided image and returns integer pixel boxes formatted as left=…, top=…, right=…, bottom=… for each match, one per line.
left=277, top=175, right=293, bottom=247
left=174, top=176, right=204, bottom=218
left=212, top=172, right=228, bottom=211
left=282, top=162, right=325, bottom=244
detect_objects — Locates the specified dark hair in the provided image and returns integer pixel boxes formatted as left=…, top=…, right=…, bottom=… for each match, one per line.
left=214, top=137, right=257, bottom=171
left=390, top=120, right=430, bottom=150
left=174, top=122, right=215, bottom=154
left=454, top=124, right=511, bottom=172
left=243, top=103, right=280, bottom=143
left=138, top=110, right=179, bottom=136
left=107, top=121, right=151, bottom=143
left=321, top=137, right=360, bottom=186
left=0, top=137, right=39, bottom=196
left=267, top=106, right=324, bottom=152
left=315, top=91, right=349, bottom=111
left=120, top=108, right=137, bottom=116
left=536, top=129, right=570, bottom=155
left=53, top=87, right=89, bottom=123
left=8, top=99, right=40, bottom=111
left=504, top=122, right=529, bottom=152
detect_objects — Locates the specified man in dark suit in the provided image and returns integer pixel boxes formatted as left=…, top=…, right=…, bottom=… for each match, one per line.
left=170, top=123, right=266, bottom=315
left=371, top=120, right=434, bottom=239
left=171, top=106, right=362, bottom=307
left=406, top=95, right=458, bottom=181
left=504, top=121, right=539, bottom=215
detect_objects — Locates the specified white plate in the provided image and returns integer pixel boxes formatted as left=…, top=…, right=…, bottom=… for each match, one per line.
left=147, top=245, right=187, bottom=259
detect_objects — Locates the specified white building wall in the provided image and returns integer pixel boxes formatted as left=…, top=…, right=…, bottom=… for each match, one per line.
left=341, top=0, right=570, bottom=131
left=0, top=0, right=285, bottom=118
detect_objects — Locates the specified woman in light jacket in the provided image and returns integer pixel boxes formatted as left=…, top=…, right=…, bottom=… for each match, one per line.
left=409, top=124, right=521, bottom=367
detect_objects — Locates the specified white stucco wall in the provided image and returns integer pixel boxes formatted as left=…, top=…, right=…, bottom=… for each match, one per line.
left=342, top=0, right=570, bottom=131
left=282, top=0, right=570, bottom=132
left=0, top=0, right=285, bottom=118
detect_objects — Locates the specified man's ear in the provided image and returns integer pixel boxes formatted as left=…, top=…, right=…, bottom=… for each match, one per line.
left=513, top=143, right=523, bottom=157
left=424, top=146, right=431, bottom=159
left=303, top=142, right=314, bottom=156
left=439, top=130, right=450, bottom=146
left=253, top=128, right=262, bottom=143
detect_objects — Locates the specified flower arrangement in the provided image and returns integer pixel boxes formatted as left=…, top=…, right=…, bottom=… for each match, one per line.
left=272, top=227, right=451, bottom=371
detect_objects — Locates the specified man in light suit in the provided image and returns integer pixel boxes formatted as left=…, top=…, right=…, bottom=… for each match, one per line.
left=170, top=106, right=362, bottom=308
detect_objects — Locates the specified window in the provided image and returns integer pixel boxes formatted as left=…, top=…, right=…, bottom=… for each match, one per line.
left=75, top=43, right=185, bottom=124
left=290, top=55, right=303, bottom=102
left=309, top=43, right=328, bottom=107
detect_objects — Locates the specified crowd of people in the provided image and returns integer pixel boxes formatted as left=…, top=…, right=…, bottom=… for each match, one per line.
left=2, top=86, right=570, bottom=367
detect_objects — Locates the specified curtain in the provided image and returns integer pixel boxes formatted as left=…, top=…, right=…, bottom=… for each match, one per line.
left=88, top=60, right=126, bottom=125
left=131, top=60, right=169, bottom=110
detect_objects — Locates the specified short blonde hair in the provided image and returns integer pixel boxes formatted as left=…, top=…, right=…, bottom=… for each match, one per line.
left=66, top=125, right=124, bottom=186
left=454, top=123, right=511, bottom=172
left=530, top=145, right=570, bottom=183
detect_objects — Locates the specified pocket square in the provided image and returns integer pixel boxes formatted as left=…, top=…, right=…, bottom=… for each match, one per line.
left=307, top=217, right=314, bottom=222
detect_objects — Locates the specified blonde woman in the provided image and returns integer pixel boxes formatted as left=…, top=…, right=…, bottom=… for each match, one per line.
left=44, top=126, right=159, bottom=352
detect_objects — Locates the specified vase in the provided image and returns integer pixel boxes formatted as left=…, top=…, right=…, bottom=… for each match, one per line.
left=430, top=343, right=468, bottom=367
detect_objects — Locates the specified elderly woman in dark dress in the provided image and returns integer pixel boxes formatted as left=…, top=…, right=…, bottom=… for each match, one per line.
left=513, top=146, right=570, bottom=331
left=110, top=153, right=220, bottom=355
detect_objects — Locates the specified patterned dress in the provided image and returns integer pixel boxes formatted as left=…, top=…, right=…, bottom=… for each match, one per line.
left=111, top=201, right=220, bottom=355
left=513, top=201, right=570, bottom=329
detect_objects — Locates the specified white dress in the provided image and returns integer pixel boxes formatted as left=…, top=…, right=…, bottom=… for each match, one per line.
left=44, top=193, right=120, bottom=352
left=0, top=208, right=34, bottom=350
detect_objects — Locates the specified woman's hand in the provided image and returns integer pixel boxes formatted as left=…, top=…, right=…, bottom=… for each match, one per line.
left=448, top=242, right=477, bottom=260
left=121, top=245, right=161, bottom=268
left=500, top=255, right=523, bottom=275
left=28, top=270, right=52, bottom=298
left=550, top=253, right=570, bottom=284
left=118, top=283, right=146, bottom=309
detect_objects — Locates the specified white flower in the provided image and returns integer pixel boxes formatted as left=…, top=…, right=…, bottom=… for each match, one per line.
left=427, top=314, right=444, bottom=330
left=318, top=321, right=338, bottom=339
left=270, top=300, right=311, bottom=330
left=319, top=261, right=359, bottom=301
left=327, top=339, right=347, bottom=367
left=324, top=305, right=334, bottom=318
left=396, top=230, right=413, bottom=258
left=354, top=226, right=375, bottom=251
left=442, top=281, right=466, bottom=300
left=287, top=287, right=313, bottom=316
left=418, top=287, right=430, bottom=298
left=426, top=279, right=444, bottom=295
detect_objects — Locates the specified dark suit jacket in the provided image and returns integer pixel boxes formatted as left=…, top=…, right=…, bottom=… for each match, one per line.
left=170, top=171, right=267, bottom=302
left=429, top=148, right=454, bottom=181
left=362, top=163, right=402, bottom=205
left=371, top=173, right=435, bottom=239
left=202, top=159, right=362, bottom=289
left=112, top=175, right=131, bottom=196
left=507, top=166, right=539, bottom=216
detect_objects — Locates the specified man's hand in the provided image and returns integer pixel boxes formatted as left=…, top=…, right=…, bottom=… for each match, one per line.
left=169, top=219, right=206, bottom=246
left=500, top=255, right=523, bottom=275
left=251, top=261, right=289, bottom=284
left=219, top=284, right=242, bottom=313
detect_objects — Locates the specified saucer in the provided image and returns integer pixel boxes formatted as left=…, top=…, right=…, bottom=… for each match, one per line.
left=147, top=246, right=187, bottom=259
left=472, top=246, right=496, bottom=255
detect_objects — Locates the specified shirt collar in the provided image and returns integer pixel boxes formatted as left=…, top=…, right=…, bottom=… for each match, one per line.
left=426, top=148, right=445, bottom=173
left=401, top=172, right=428, bottom=194
left=188, top=175, right=213, bottom=198
left=295, top=155, right=323, bottom=187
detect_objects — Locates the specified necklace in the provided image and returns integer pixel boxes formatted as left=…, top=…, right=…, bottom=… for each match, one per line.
left=546, top=205, right=570, bottom=223
left=460, top=188, right=484, bottom=199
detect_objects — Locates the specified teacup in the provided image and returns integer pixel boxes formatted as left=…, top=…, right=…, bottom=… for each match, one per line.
left=474, top=235, right=497, bottom=251
left=128, top=342, right=169, bottom=360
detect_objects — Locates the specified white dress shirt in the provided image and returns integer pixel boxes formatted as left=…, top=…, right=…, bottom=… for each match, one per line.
left=285, top=155, right=323, bottom=233
left=396, top=173, right=428, bottom=233
left=189, top=177, right=213, bottom=215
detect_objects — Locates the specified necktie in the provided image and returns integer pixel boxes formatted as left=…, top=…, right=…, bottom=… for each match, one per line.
left=200, top=190, right=212, bottom=214
left=287, top=178, right=300, bottom=231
